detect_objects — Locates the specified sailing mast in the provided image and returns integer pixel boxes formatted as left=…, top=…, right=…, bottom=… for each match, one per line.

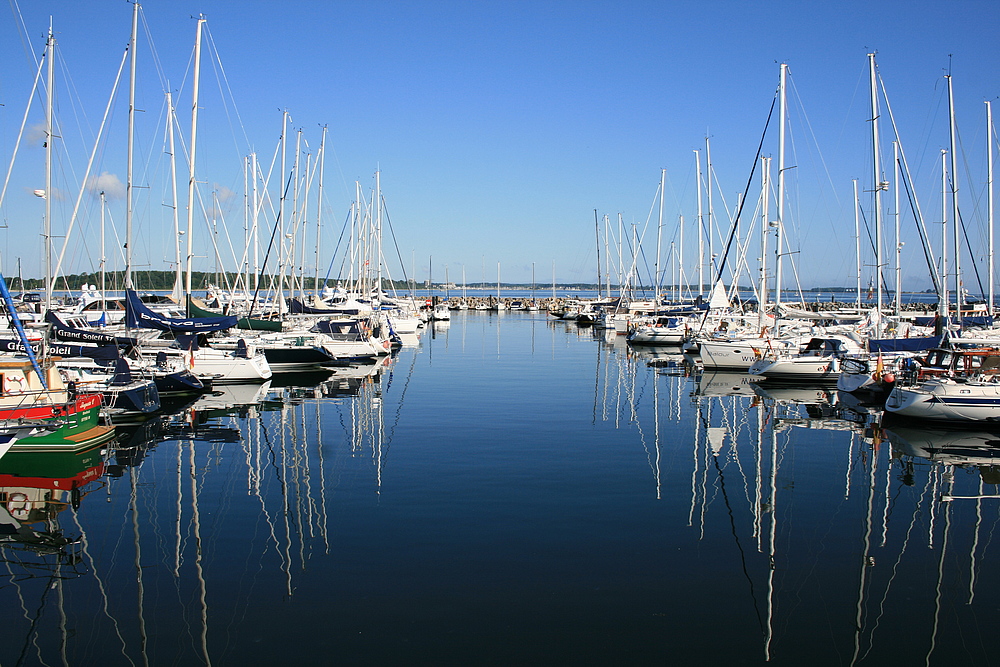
left=853, top=179, right=861, bottom=312
left=376, top=170, right=383, bottom=296
left=594, top=209, right=601, bottom=299
left=706, top=137, right=715, bottom=288
left=185, top=16, right=206, bottom=310
left=125, top=1, right=138, bottom=289
left=775, top=63, right=787, bottom=317
left=941, top=150, right=949, bottom=321
left=43, top=23, right=55, bottom=312
left=893, top=141, right=902, bottom=316
left=167, top=91, right=183, bottom=303
left=758, top=156, right=771, bottom=331
left=988, top=100, right=995, bottom=314
left=868, top=53, right=884, bottom=331
left=100, top=191, right=107, bottom=321
left=100, top=192, right=107, bottom=320
left=604, top=214, right=612, bottom=297
left=275, top=111, right=288, bottom=312
left=656, top=169, right=665, bottom=302
left=946, top=73, right=962, bottom=314
left=314, top=125, right=327, bottom=293
left=694, top=149, right=704, bottom=295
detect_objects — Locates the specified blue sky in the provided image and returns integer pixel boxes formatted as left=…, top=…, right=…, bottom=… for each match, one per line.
left=0, top=0, right=997, bottom=292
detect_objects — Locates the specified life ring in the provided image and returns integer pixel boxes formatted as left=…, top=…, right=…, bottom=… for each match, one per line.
left=3, top=374, right=26, bottom=394
left=7, top=492, right=30, bottom=519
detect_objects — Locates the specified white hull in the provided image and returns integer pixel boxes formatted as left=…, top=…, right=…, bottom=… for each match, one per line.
left=320, top=338, right=387, bottom=359
left=388, top=315, right=422, bottom=335
left=627, top=326, right=686, bottom=345
left=885, top=378, right=1000, bottom=423
left=190, top=348, right=272, bottom=383
left=698, top=338, right=796, bottom=370
left=836, top=371, right=877, bottom=393
left=749, top=356, right=842, bottom=382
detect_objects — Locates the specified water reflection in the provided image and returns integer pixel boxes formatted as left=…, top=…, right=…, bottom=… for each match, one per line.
left=0, top=316, right=998, bottom=665
left=0, top=443, right=105, bottom=563
left=621, top=338, right=997, bottom=664
left=885, top=425, right=1000, bottom=488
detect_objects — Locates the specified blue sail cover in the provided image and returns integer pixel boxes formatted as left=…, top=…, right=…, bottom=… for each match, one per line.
left=867, top=335, right=943, bottom=353
left=45, top=311, right=138, bottom=347
left=125, top=289, right=237, bottom=333
left=912, top=315, right=994, bottom=328
left=0, top=338, right=120, bottom=361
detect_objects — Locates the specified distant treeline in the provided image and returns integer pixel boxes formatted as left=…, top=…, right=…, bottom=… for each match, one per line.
left=3, top=273, right=939, bottom=295
left=5, top=271, right=249, bottom=292
left=5, top=272, right=440, bottom=292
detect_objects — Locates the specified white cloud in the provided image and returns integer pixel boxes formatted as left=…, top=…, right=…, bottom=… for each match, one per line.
left=27, top=122, right=47, bottom=146
left=214, top=184, right=237, bottom=203
left=85, top=172, right=125, bottom=201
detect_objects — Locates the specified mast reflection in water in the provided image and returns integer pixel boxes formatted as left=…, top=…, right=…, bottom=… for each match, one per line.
left=0, top=311, right=997, bottom=666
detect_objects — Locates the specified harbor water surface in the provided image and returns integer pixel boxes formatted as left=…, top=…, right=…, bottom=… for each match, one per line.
left=1, top=311, right=996, bottom=666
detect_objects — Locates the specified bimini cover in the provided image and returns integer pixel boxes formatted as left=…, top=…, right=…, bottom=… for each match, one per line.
left=125, top=289, right=237, bottom=333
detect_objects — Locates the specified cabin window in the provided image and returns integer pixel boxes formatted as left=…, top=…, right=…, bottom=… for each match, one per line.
left=928, top=351, right=951, bottom=368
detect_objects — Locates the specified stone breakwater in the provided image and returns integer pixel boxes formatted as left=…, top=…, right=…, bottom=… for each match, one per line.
left=432, top=297, right=946, bottom=315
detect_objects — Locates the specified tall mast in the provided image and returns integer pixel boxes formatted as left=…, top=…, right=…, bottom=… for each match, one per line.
left=705, top=137, right=714, bottom=286
left=603, top=214, right=611, bottom=297
left=868, top=54, right=883, bottom=326
left=759, top=156, right=770, bottom=331
left=618, top=213, right=623, bottom=298
left=125, top=1, right=139, bottom=289
left=775, top=63, right=787, bottom=313
left=594, top=209, right=601, bottom=299
left=853, top=179, right=861, bottom=311
left=941, top=149, right=949, bottom=319
left=893, top=140, right=901, bottom=316
left=315, top=125, right=327, bottom=293
left=678, top=214, right=684, bottom=301
left=242, top=155, right=249, bottom=298
left=276, top=111, right=288, bottom=307
left=291, top=128, right=302, bottom=296
left=252, top=151, right=259, bottom=292
left=988, top=100, right=995, bottom=313
left=946, top=73, right=962, bottom=312
left=694, top=149, right=704, bottom=294
left=44, top=23, right=55, bottom=312
left=100, top=191, right=107, bottom=319
left=656, top=169, right=665, bottom=300
left=605, top=214, right=612, bottom=297
left=166, top=91, right=182, bottom=302
left=185, top=16, right=205, bottom=305
left=372, top=170, right=378, bottom=299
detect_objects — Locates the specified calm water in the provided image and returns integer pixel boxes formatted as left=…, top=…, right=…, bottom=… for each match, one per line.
left=1, top=311, right=997, bottom=666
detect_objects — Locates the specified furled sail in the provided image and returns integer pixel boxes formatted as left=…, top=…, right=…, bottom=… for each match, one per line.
left=125, top=289, right=237, bottom=333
